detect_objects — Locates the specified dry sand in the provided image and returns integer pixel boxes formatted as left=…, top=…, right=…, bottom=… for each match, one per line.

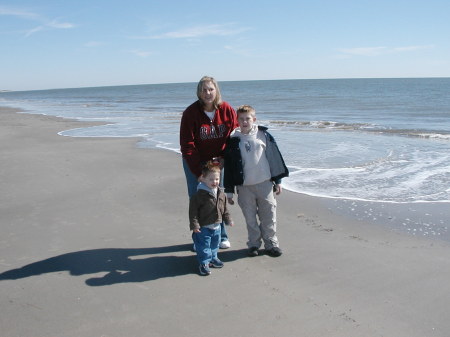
left=1, top=107, right=450, bottom=337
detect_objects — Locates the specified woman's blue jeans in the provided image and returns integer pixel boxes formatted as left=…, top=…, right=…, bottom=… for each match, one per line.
left=192, top=226, right=221, bottom=265
left=182, top=157, right=228, bottom=241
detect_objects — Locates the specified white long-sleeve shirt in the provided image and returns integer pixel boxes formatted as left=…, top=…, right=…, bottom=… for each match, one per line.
left=231, top=125, right=271, bottom=186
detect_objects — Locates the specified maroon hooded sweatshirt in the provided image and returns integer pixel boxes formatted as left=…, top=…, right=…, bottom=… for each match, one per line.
left=180, top=100, right=238, bottom=177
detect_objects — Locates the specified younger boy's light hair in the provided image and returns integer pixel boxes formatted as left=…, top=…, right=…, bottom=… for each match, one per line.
left=236, top=104, right=256, bottom=116
left=201, top=160, right=221, bottom=177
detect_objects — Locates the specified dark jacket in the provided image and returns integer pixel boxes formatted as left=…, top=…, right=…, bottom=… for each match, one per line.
left=223, top=126, right=289, bottom=194
left=189, top=186, right=233, bottom=231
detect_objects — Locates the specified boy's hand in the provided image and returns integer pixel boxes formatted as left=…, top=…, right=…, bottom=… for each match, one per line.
left=227, top=197, right=235, bottom=205
left=274, top=184, right=282, bottom=195
left=193, top=228, right=201, bottom=233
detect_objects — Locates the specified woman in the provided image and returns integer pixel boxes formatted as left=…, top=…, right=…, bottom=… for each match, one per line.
left=180, top=76, right=238, bottom=249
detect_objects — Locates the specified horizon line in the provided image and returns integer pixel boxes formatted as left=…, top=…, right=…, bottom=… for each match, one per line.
left=2, top=76, right=450, bottom=93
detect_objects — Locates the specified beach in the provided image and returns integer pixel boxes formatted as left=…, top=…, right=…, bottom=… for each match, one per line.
left=1, top=107, right=450, bottom=337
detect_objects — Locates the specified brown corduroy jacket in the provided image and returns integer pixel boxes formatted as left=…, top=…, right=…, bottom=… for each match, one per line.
left=189, top=187, right=233, bottom=231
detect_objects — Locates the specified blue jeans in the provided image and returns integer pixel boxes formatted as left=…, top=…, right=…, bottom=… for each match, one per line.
left=182, top=157, right=228, bottom=241
left=193, top=226, right=221, bottom=265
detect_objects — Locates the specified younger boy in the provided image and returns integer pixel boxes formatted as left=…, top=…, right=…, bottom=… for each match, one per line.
left=189, top=162, right=234, bottom=276
left=224, top=105, right=289, bottom=257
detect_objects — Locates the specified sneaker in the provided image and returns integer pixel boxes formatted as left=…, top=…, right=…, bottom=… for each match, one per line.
left=209, top=258, right=224, bottom=268
left=248, top=247, right=259, bottom=257
left=265, top=247, right=282, bottom=257
left=199, top=264, right=211, bottom=276
left=219, top=239, right=231, bottom=249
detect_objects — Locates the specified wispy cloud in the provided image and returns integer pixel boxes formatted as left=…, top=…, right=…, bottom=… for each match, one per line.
left=133, top=23, right=249, bottom=40
left=0, top=6, right=38, bottom=19
left=129, top=49, right=153, bottom=58
left=24, top=26, right=44, bottom=36
left=47, top=20, right=74, bottom=29
left=338, top=45, right=434, bottom=57
left=338, top=46, right=387, bottom=56
left=392, top=45, right=434, bottom=52
left=85, top=41, right=105, bottom=48
left=25, top=19, right=75, bottom=37
left=0, top=5, right=75, bottom=37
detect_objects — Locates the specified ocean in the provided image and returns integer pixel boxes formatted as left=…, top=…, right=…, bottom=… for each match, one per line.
left=1, top=78, right=449, bottom=240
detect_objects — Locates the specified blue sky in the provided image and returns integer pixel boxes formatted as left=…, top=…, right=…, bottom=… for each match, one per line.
left=1, top=0, right=449, bottom=91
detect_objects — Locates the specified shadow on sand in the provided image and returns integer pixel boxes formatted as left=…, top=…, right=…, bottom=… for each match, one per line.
left=0, top=244, right=248, bottom=286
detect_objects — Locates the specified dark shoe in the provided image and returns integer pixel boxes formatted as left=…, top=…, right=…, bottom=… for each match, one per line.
left=248, top=247, right=259, bottom=257
left=199, top=264, right=211, bottom=276
left=265, top=247, right=282, bottom=257
left=209, top=258, right=224, bottom=268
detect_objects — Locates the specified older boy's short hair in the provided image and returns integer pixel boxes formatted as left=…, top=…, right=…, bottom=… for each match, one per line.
left=236, top=104, right=256, bottom=116
left=201, top=160, right=221, bottom=177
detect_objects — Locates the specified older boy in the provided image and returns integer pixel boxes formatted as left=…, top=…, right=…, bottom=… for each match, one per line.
left=224, top=105, right=289, bottom=257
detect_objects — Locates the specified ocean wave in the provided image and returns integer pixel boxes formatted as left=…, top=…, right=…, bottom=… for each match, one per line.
left=283, top=183, right=450, bottom=204
left=284, top=147, right=450, bottom=203
left=391, top=131, right=450, bottom=140
left=268, top=120, right=450, bottom=140
left=270, top=119, right=370, bottom=130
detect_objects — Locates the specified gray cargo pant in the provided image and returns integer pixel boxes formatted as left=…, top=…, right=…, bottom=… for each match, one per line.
left=237, top=180, right=279, bottom=250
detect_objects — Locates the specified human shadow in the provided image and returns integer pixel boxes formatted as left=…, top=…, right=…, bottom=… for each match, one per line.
left=0, top=244, right=248, bottom=286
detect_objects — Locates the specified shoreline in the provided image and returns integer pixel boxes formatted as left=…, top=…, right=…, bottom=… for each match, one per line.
left=323, top=197, right=450, bottom=242
left=6, top=105, right=450, bottom=243
left=2, top=107, right=450, bottom=336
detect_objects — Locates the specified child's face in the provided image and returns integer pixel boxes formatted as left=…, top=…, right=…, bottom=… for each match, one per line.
left=238, top=112, right=256, bottom=134
left=201, top=171, right=220, bottom=189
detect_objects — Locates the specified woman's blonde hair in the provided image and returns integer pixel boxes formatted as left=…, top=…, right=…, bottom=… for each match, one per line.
left=197, top=76, right=223, bottom=110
